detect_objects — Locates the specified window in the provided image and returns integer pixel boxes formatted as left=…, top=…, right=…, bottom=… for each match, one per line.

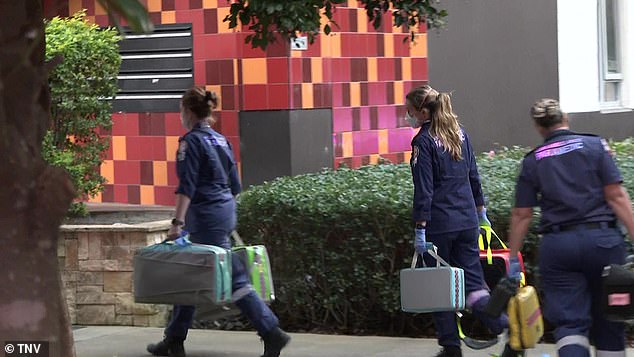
left=598, top=0, right=622, bottom=106
left=113, top=24, right=194, bottom=113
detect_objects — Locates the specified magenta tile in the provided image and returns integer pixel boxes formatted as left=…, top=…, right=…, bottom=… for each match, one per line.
left=370, top=106, right=379, bottom=129
left=333, top=108, right=353, bottom=133
left=388, top=127, right=416, bottom=152
left=334, top=133, right=343, bottom=157
left=359, top=107, right=371, bottom=130
left=395, top=105, right=408, bottom=127
left=378, top=106, right=397, bottom=129
left=352, top=130, right=379, bottom=156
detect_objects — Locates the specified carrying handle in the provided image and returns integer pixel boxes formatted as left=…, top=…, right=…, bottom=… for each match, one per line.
left=231, top=230, right=245, bottom=247
left=478, top=226, right=507, bottom=265
left=410, top=245, right=451, bottom=269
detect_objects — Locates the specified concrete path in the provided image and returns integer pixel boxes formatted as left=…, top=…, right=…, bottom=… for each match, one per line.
left=72, top=326, right=576, bottom=357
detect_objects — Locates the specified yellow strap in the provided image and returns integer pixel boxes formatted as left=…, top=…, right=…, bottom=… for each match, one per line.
left=478, top=226, right=507, bottom=265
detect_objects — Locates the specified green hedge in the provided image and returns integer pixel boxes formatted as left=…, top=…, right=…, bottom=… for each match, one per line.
left=236, top=140, right=634, bottom=335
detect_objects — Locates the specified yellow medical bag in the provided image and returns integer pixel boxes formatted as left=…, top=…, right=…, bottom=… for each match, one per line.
left=508, top=285, right=544, bottom=350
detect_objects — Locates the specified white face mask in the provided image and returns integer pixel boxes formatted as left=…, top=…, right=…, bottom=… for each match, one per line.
left=406, top=112, right=421, bottom=128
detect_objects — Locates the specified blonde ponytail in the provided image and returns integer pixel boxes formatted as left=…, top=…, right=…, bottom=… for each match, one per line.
left=430, top=93, right=463, bottom=160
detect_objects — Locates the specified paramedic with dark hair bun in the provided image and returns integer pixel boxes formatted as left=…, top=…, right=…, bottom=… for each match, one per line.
left=406, top=85, right=511, bottom=357
left=507, top=98, right=634, bottom=357
left=146, top=87, right=290, bottom=357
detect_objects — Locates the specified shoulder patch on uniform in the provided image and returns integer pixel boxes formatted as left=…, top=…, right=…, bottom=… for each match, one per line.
left=177, top=140, right=188, bottom=161
left=601, top=138, right=614, bottom=156
left=411, top=146, right=419, bottom=166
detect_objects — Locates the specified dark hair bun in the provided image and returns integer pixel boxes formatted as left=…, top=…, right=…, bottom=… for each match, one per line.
left=205, top=90, right=218, bottom=109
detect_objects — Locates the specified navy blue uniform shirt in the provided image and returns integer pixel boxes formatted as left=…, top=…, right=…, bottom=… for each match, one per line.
left=410, top=121, right=484, bottom=234
left=514, top=129, right=622, bottom=232
left=176, top=123, right=241, bottom=234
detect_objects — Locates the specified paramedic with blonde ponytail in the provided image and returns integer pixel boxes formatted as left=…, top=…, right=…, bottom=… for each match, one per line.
left=406, top=85, right=515, bottom=357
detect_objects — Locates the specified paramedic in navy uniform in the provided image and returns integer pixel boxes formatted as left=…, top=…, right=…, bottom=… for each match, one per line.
left=406, top=85, right=511, bottom=357
left=147, top=87, right=290, bottom=357
left=507, top=98, right=634, bottom=357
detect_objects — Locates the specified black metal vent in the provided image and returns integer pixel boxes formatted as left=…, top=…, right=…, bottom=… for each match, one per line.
left=113, top=23, right=193, bottom=113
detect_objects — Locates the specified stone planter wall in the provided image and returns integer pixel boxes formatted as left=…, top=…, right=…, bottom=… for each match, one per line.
left=58, top=221, right=171, bottom=326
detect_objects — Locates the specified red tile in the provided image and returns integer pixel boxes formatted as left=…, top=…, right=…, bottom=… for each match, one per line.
left=367, top=34, right=378, bottom=55
left=210, top=34, right=239, bottom=59
left=219, top=60, right=234, bottom=85
left=216, top=111, right=238, bottom=137
left=113, top=185, right=128, bottom=203
left=351, top=58, right=367, bottom=82
left=303, top=35, right=322, bottom=58
left=350, top=156, right=363, bottom=169
left=140, top=161, right=154, bottom=185
left=377, top=58, right=395, bottom=81
left=313, top=83, right=332, bottom=108
left=322, top=58, right=332, bottom=83
left=360, top=82, right=368, bottom=106
left=394, top=58, right=402, bottom=80
left=266, top=37, right=290, bottom=57
left=239, top=33, right=267, bottom=58
left=176, top=10, right=204, bottom=34
left=291, top=84, right=302, bottom=109
left=165, top=113, right=186, bottom=136
left=368, top=82, right=387, bottom=105
left=102, top=184, right=114, bottom=202
left=386, top=82, right=394, bottom=105
left=82, top=0, right=95, bottom=14
left=203, top=8, right=218, bottom=33
left=104, top=140, right=113, bottom=160
left=114, top=161, right=140, bottom=185
left=394, top=34, right=409, bottom=57
left=411, top=58, right=429, bottom=81
left=167, top=161, right=178, bottom=186
left=175, top=0, right=191, bottom=11
left=268, top=84, right=290, bottom=110
left=128, top=185, right=141, bottom=204
left=267, top=58, right=289, bottom=84
left=302, top=58, right=312, bottom=82
left=111, top=114, right=139, bottom=136
left=242, top=85, right=268, bottom=111
left=226, top=136, right=240, bottom=161
left=149, top=12, right=161, bottom=25
left=125, top=137, right=141, bottom=160
left=334, top=133, right=343, bottom=157
left=341, top=82, right=351, bottom=107
left=151, top=137, right=167, bottom=160
left=162, top=0, right=175, bottom=11
left=290, top=58, right=303, bottom=84
left=206, top=60, right=221, bottom=84
left=331, top=83, right=343, bottom=108
left=332, top=8, right=351, bottom=32
left=221, top=85, right=237, bottom=110
left=95, top=15, right=109, bottom=26
left=189, top=0, right=202, bottom=9
left=331, top=58, right=351, bottom=82
left=154, top=186, right=176, bottom=206
left=376, top=34, right=385, bottom=56
left=194, top=60, right=206, bottom=85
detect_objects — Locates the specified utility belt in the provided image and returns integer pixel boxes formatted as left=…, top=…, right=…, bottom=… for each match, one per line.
left=542, top=220, right=616, bottom=234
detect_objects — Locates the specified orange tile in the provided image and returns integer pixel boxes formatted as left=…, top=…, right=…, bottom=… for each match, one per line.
left=217, top=7, right=232, bottom=33
left=394, top=81, right=404, bottom=105
left=101, top=160, right=115, bottom=184
left=86, top=16, right=96, bottom=24
left=153, top=161, right=168, bottom=186
left=203, top=0, right=218, bottom=8
left=347, top=0, right=358, bottom=8
left=320, top=33, right=332, bottom=57
left=342, top=132, right=353, bottom=157
left=410, top=33, right=427, bottom=57
left=356, top=9, right=367, bottom=33
left=331, top=33, right=341, bottom=58
left=404, top=150, right=412, bottom=162
left=378, top=130, right=389, bottom=154
left=88, top=192, right=102, bottom=203
left=233, top=59, right=239, bottom=84
left=369, top=154, right=380, bottom=165
left=140, top=185, right=155, bottom=205
left=162, top=11, right=176, bottom=24
left=69, top=0, right=82, bottom=15
left=112, top=136, right=126, bottom=160
left=302, top=83, right=314, bottom=109
left=367, top=58, right=377, bottom=82
left=311, top=58, right=323, bottom=83
left=242, top=58, right=267, bottom=84
left=350, top=82, right=361, bottom=107
left=165, top=136, right=180, bottom=161
left=147, top=0, right=161, bottom=12
left=402, top=57, right=412, bottom=81
left=384, top=34, right=394, bottom=57
left=95, top=1, right=107, bottom=16
left=291, top=49, right=303, bottom=58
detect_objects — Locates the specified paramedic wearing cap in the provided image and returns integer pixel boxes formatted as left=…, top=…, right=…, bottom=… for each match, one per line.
left=146, top=87, right=290, bottom=357
left=507, top=98, right=634, bottom=357
left=407, top=85, right=510, bottom=357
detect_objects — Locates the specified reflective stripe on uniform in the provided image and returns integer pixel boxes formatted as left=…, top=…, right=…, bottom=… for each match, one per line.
left=466, top=289, right=489, bottom=308
left=557, top=335, right=590, bottom=350
left=232, top=285, right=254, bottom=302
left=596, top=350, right=626, bottom=357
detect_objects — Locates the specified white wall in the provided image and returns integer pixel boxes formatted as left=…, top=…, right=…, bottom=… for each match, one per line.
left=557, top=0, right=600, bottom=113
left=558, top=0, right=634, bottom=113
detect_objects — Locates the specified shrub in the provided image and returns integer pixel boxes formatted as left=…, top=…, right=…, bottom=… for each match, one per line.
left=44, top=12, right=121, bottom=215
left=237, top=141, right=634, bottom=335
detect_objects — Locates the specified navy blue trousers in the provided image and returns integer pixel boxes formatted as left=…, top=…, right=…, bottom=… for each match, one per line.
left=539, top=227, right=626, bottom=356
left=164, top=228, right=278, bottom=339
left=424, top=228, right=508, bottom=348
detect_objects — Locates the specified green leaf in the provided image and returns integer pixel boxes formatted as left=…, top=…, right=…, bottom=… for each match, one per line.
left=97, top=0, right=153, bottom=33
left=324, top=24, right=331, bottom=35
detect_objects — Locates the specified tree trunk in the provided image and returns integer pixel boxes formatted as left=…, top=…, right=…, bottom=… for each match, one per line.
left=0, top=1, right=75, bottom=356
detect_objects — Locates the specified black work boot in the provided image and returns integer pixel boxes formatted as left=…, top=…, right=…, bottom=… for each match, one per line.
left=433, top=346, right=462, bottom=357
left=147, top=336, right=186, bottom=357
left=260, top=327, right=291, bottom=357
left=500, top=343, right=525, bottom=357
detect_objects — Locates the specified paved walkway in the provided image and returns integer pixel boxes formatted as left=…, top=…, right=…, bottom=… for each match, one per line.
left=72, top=326, right=577, bottom=357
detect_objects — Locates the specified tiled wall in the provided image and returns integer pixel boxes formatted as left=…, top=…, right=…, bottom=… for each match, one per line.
left=50, top=0, right=428, bottom=205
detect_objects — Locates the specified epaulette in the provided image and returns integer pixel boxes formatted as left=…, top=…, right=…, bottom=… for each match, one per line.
left=574, top=132, right=599, bottom=138
left=524, top=148, right=537, bottom=158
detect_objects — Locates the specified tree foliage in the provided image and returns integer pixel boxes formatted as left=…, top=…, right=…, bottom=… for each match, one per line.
left=44, top=12, right=122, bottom=215
left=225, top=0, right=448, bottom=50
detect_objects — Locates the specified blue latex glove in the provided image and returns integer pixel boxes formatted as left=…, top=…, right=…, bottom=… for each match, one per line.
left=174, top=230, right=190, bottom=247
left=414, top=228, right=433, bottom=254
left=479, top=208, right=492, bottom=227
left=508, top=255, right=522, bottom=282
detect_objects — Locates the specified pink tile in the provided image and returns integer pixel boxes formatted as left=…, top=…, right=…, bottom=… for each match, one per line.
left=411, top=58, right=429, bottom=81
left=359, top=107, right=371, bottom=130
left=368, top=82, right=387, bottom=106
left=331, top=83, right=343, bottom=108
left=207, top=33, right=239, bottom=59
left=331, top=58, right=351, bottom=82
left=377, top=58, right=395, bottom=81
left=352, top=131, right=379, bottom=156
left=333, top=108, right=353, bottom=133
left=377, top=106, right=397, bottom=129
left=394, top=34, right=409, bottom=57
left=388, top=127, right=416, bottom=152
